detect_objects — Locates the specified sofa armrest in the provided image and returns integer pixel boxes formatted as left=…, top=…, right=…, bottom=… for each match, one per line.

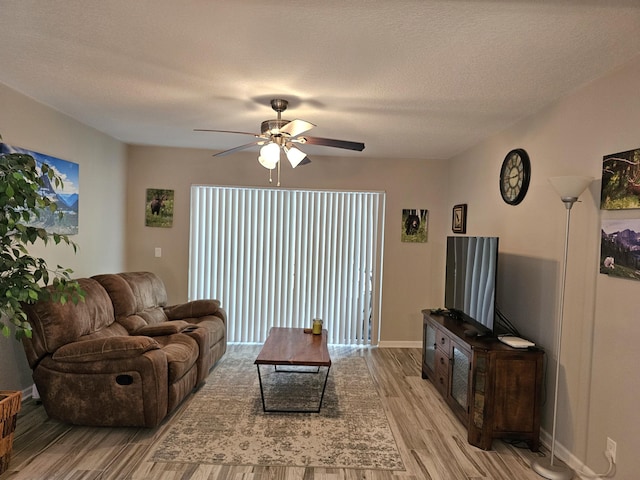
left=164, top=299, right=221, bottom=320
left=52, top=336, right=159, bottom=363
left=134, top=320, right=192, bottom=336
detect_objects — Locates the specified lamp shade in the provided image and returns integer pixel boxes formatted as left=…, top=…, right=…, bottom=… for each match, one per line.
left=548, top=176, right=593, bottom=200
left=258, top=143, right=280, bottom=169
left=284, top=145, right=307, bottom=168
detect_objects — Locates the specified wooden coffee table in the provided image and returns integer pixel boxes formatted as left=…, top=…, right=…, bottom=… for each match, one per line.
left=254, top=327, right=331, bottom=413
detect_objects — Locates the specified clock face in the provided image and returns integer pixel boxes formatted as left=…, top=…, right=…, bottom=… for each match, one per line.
left=500, top=149, right=531, bottom=205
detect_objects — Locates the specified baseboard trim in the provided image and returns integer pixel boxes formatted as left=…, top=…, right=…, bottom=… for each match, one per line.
left=20, top=385, right=33, bottom=402
left=538, top=428, right=595, bottom=479
left=377, top=340, right=422, bottom=348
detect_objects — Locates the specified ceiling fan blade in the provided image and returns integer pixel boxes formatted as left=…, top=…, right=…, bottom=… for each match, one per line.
left=298, top=156, right=312, bottom=166
left=212, top=140, right=265, bottom=157
left=280, top=119, right=315, bottom=137
left=298, top=136, right=365, bottom=151
left=195, top=128, right=262, bottom=138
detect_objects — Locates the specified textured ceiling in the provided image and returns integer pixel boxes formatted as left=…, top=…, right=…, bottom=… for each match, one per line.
left=1, top=1, right=640, bottom=160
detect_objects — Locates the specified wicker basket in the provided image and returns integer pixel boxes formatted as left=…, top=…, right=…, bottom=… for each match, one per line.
left=0, top=390, right=22, bottom=475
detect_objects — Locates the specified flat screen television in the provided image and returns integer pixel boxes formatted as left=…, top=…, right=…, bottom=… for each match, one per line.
left=444, top=236, right=499, bottom=335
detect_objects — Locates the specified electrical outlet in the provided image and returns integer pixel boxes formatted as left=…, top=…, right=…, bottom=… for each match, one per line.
left=606, top=437, right=616, bottom=463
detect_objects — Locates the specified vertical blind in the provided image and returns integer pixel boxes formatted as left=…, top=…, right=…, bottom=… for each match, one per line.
left=189, top=185, right=385, bottom=345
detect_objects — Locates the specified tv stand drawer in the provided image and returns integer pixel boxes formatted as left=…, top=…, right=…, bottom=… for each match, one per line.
left=436, top=331, right=450, bottom=352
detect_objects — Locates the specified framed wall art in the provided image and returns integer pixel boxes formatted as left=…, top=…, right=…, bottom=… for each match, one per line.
left=401, top=209, right=428, bottom=242
left=452, top=204, right=467, bottom=234
left=600, top=218, right=640, bottom=281
left=600, top=147, right=640, bottom=210
left=0, top=142, right=79, bottom=235
left=145, top=188, right=174, bottom=227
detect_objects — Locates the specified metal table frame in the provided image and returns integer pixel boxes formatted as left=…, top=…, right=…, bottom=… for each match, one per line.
left=256, top=363, right=331, bottom=413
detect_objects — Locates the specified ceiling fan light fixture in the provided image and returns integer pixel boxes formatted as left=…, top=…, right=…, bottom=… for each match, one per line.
left=197, top=98, right=364, bottom=185
left=284, top=145, right=307, bottom=168
left=258, top=142, right=280, bottom=169
left=258, top=155, right=276, bottom=170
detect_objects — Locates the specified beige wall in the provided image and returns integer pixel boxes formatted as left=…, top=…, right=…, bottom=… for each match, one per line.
left=0, top=83, right=128, bottom=391
left=447, top=54, right=640, bottom=478
left=125, top=145, right=449, bottom=345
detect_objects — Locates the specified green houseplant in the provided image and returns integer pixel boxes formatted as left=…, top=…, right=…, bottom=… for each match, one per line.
left=0, top=136, right=84, bottom=474
left=0, top=135, right=84, bottom=340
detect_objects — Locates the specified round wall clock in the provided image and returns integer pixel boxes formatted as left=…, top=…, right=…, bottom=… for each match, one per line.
left=499, top=148, right=531, bottom=205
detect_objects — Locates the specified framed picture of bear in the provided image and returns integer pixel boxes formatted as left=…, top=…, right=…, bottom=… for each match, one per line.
left=401, top=209, right=428, bottom=242
left=452, top=204, right=467, bottom=234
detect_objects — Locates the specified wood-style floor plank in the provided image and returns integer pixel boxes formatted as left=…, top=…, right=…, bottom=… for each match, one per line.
left=0, top=345, right=552, bottom=480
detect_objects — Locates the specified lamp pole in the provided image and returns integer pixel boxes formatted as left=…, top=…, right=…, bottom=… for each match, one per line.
left=532, top=197, right=575, bottom=480
left=532, top=176, right=592, bottom=480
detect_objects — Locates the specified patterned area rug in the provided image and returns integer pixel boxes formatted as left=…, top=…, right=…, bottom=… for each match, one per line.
left=150, top=346, right=405, bottom=470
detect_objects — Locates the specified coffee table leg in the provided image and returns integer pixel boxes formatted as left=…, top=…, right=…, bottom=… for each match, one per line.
left=317, top=365, right=331, bottom=411
left=256, top=364, right=268, bottom=412
left=256, top=364, right=331, bottom=413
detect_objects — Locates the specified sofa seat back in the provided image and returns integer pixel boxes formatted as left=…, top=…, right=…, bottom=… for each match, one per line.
left=92, top=272, right=170, bottom=332
left=22, top=278, right=123, bottom=369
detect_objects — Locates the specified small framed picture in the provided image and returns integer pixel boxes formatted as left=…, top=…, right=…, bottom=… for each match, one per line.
left=452, top=204, right=467, bottom=234
left=145, top=188, right=174, bottom=228
left=401, top=208, right=429, bottom=242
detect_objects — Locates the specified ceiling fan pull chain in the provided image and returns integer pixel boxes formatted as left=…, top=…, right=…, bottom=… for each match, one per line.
left=277, top=156, right=281, bottom=187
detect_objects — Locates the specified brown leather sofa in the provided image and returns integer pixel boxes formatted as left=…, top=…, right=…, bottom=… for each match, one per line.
left=22, top=272, right=226, bottom=427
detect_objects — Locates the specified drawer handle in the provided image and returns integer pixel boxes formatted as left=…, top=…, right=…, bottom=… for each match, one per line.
left=439, top=377, right=444, bottom=385
left=440, top=357, right=445, bottom=365
left=440, top=337, right=446, bottom=344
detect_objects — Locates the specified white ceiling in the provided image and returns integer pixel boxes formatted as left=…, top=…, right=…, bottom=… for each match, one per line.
left=1, top=1, right=640, bottom=161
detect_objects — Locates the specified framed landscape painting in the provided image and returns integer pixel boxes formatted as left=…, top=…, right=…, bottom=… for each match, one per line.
left=0, top=142, right=79, bottom=235
left=600, top=218, right=640, bottom=281
left=600, top=147, right=640, bottom=210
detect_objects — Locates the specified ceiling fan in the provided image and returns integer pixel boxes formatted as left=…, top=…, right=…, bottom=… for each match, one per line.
left=195, top=98, right=365, bottom=185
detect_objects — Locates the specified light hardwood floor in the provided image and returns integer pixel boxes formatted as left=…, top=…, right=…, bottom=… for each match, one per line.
left=1, top=345, right=552, bottom=479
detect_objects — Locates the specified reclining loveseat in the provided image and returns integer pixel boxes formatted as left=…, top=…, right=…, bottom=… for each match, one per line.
left=21, top=271, right=226, bottom=427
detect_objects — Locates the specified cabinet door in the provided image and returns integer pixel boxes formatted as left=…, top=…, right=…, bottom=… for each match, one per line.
left=449, top=343, right=471, bottom=418
left=423, top=321, right=437, bottom=373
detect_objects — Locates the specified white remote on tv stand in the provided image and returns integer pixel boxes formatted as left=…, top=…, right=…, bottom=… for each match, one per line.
left=498, top=335, right=535, bottom=349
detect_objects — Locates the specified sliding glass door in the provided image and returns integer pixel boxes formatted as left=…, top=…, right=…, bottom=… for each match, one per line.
left=189, top=186, right=385, bottom=345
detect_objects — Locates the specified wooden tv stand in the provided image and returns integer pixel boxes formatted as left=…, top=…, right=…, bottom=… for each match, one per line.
left=421, top=309, right=543, bottom=451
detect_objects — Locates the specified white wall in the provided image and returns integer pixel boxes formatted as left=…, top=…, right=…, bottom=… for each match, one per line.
left=447, top=54, right=640, bottom=478
left=0, top=83, right=127, bottom=391
left=125, top=145, right=449, bottom=346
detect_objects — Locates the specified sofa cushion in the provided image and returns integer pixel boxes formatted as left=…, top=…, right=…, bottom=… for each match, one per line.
left=118, top=271, right=168, bottom=310
left=137, top=306, right=169, bottom=325
left=93, top=272, right=170, bottom=326
left=188, top=317, right=226, bottom=347
left=154, top=334, right=199, bottom=383
left=91, top=273, right=137, bottom=317
left=52, top=336, right=160, bottom=362
left=135, top=320, right=191, bottom=336
left=164, top=299, right=221, bottom=319
left=24, top=278, right=116, bottom=357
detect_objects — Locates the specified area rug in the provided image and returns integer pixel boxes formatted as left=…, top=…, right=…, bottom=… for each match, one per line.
left=150, top=346, right=405, bottom=470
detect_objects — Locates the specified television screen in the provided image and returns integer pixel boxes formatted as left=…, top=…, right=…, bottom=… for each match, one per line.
left=444, top=236, right=499, bottom=333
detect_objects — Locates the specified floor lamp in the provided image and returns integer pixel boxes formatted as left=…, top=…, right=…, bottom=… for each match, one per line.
left=532, top=175, right=593, bottom=480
